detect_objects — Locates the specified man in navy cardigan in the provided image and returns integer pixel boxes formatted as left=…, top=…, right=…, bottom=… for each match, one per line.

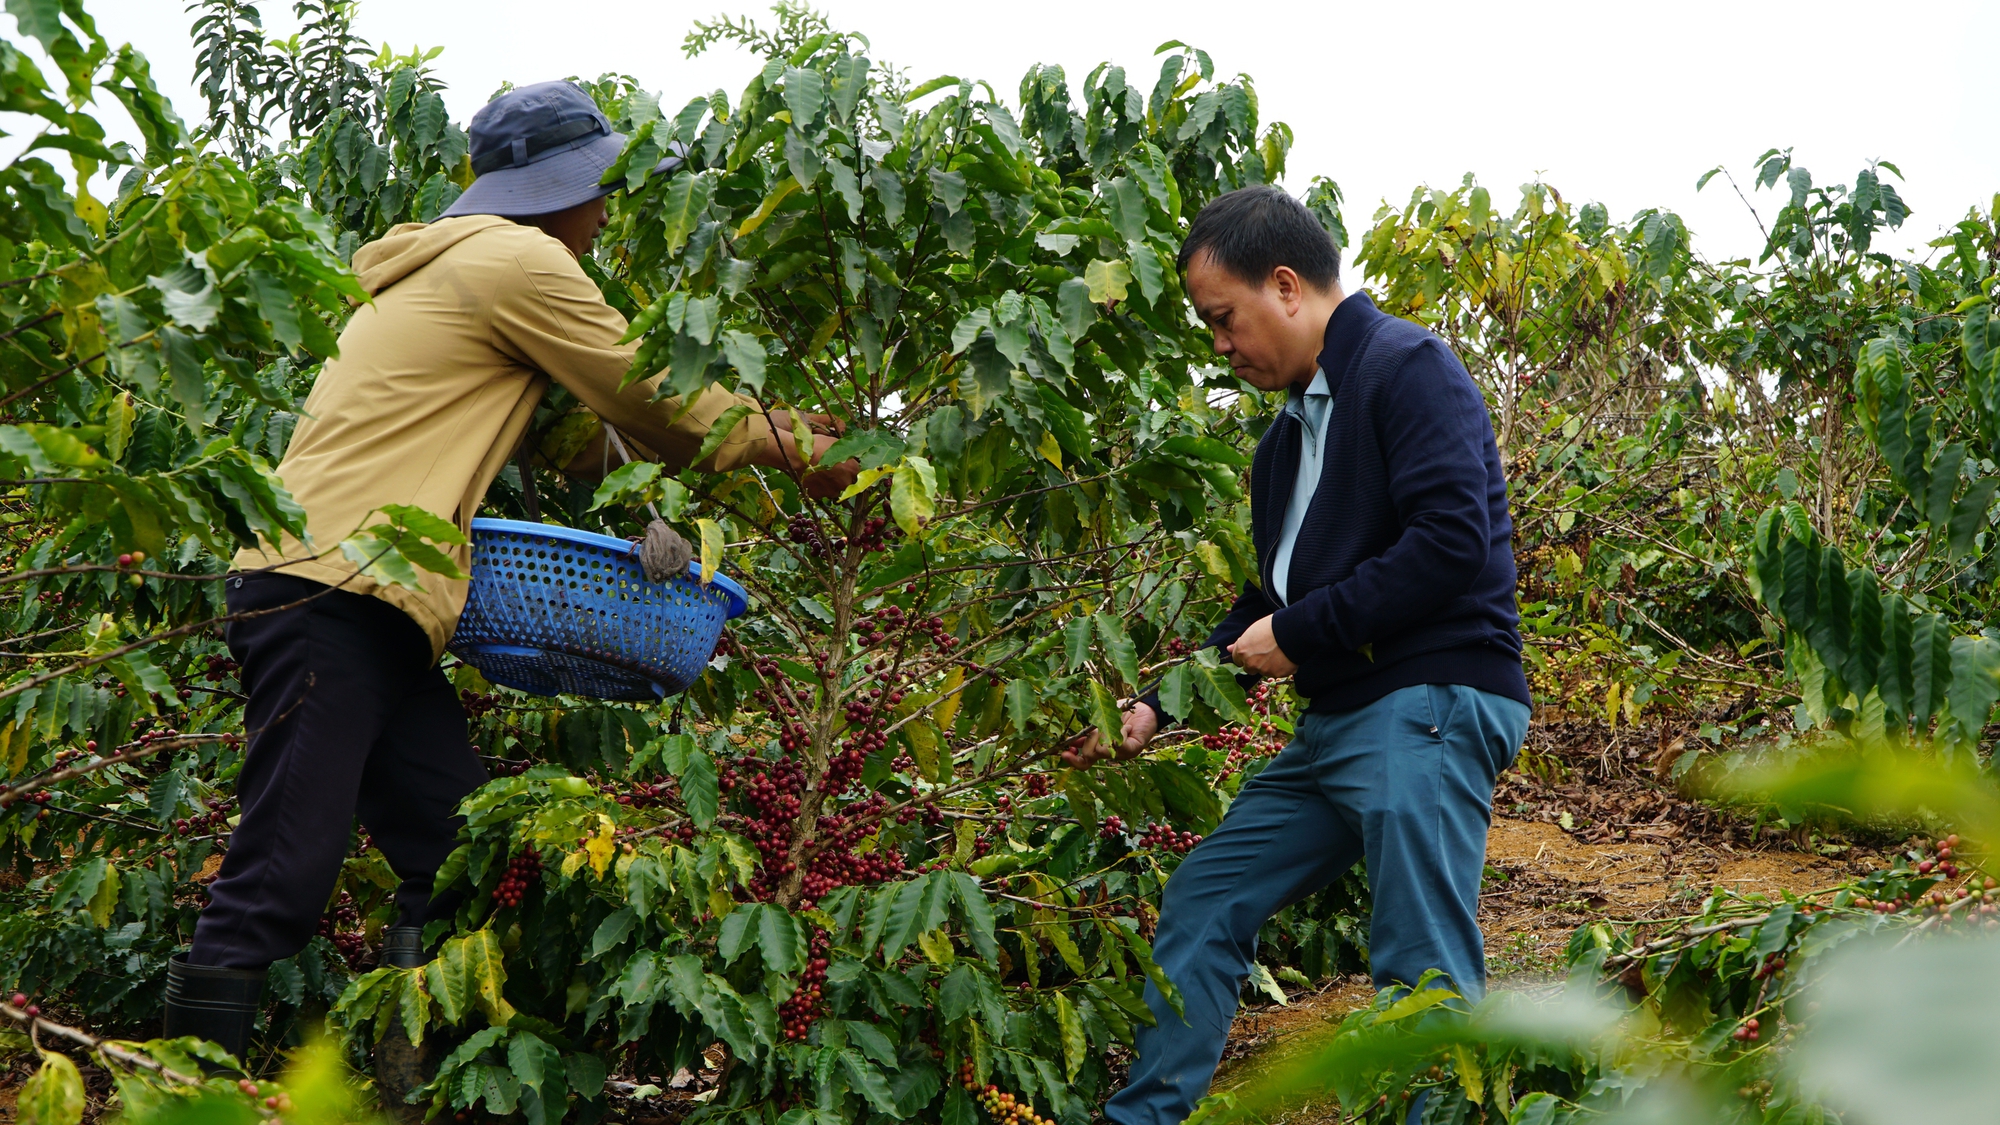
left=1069, top=186, right=1532, bottom=1125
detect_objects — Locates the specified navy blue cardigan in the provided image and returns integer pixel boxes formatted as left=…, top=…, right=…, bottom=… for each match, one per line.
left=1156, top=292, right=1529, bottom=718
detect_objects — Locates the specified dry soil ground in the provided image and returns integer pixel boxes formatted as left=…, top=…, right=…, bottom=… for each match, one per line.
left=1199, top=712, right=1880, bottom=1122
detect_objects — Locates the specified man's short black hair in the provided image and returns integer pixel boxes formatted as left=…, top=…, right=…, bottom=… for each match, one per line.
left=1176, top=185, right=1340, bottom=290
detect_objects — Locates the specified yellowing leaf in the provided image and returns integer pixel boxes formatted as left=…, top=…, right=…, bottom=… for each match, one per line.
left=808, top=309, right=844, bottom=357
left=105, top=393, right=134, bottom=462
left=460, top=929, right=517, bottom=1026
left=1053, top=991, right=1086, bottom=1080
left=1378, top=986, right=1454, bottom=1023
left=1193, top=540, right=1230, bottom=582
left=19, top=1051, right=84, bottom=1125
left=1037, top=430, right=1063, bottom=468
left=1084, top=258, right=1131, bottom=305
left=792, top=407, right=814, bottom=467
left=71, top=179, right=107, bottom=237
left=840, top=466, right=894, bottom=500
left=890, top=455, right=936, bottom=536
left=697, top=519, right=724, bottom=584
left=587, top=814, right=617, bottom=877
left=903, top=715, right=940, bottom=779
left=932, top=665, right=966, bottom=733
left=1453, top=1042, right=1486, bottom=1104
left=916, top=927, right=955, bottom=967
left=87, top=863, right=119, bottom=928
left=737, top=175, right=800, bottom=237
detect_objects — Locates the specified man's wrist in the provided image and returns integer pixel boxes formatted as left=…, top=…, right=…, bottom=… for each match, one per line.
left=1268, top=598, right=1324, bottom=666
left=1136, top=697, right=1167, bottom=731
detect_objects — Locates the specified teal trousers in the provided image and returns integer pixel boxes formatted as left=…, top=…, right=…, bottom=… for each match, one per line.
left=1105, top=684, right=1530, bottom=1125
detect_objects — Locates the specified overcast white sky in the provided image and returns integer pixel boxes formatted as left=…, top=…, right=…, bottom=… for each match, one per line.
left=24, top=0, right=2000, bottom=271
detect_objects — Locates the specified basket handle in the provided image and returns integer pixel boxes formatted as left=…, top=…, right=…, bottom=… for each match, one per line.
left=603, top=423, right=664, bottom=524
left=514, top=449, right=541, bottom=522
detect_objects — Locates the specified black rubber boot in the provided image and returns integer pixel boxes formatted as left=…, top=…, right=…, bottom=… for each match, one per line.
left=380, top=926, right=429, bottom=969
left=374, top=926, right=434, bottom=1122
left=162, top=954, right=265, bottom=1066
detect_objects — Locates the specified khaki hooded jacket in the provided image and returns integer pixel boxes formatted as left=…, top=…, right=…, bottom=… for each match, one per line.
left=234, top=215, right=781, bottom=659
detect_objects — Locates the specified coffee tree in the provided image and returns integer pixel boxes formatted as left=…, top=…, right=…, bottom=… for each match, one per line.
left=330, top=9, right=1330, bottom=1122
left=0, top=0, right=486, bottom=1068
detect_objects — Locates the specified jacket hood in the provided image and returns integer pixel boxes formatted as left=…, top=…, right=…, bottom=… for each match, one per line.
left=351, top=215, right=515, bottom=296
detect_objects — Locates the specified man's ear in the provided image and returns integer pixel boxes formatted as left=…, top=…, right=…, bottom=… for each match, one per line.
left=1271, top=265, right=1306, bottom=316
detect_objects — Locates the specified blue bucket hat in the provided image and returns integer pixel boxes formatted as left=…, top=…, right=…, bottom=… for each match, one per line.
left=443, top=80, right=679, bottom=218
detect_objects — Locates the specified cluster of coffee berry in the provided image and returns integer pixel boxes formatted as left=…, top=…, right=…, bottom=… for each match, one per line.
left=1907, top=877, right=2000, bottom=930
left=1752, top=954, right=1787, bottom=980
left=491, top=847, right=542, bottom=908
left=1202, top=720, right=1283, bottom=782
left=831, top=674, right=904, bottom=791
left=1915, top=833, right=1964, bottom=879
left=1166, top=637, right=1191, bottom=656
left=1021, top=774, right=1051, bottom=799
left=12, top=791, right=53, bottom=820
left=8, top=991, right=41, bottom=1018
left=197, top=654, right=238, bottom=683
left=958, top=1064, right=1052, bottom=1125
left=1730, top=1015, right=1763, bottom=1042
left=850, top=515, right=894, bottom=554
left=893, top=802, right=946, bottom=828
left=787, top=511, right=835, bottom=558
left=603, top=776, right=678, bottom=809
left=779, top=930, right=832, bottom=1040
left=318, top=892, right=367, bottom=968
left=1098, top=815, right=1127, bottom=841
left=747, top=657, right=815, bottom=753
left=720, top=756, right=807, bottom=893
left=1201, top=726, right=1257, bottom=754
left=1212, top=747, right=1258, bottom=783
left=459, top=690, right=504, bottom=719
left=1138, top=821, right=1201, bottom=855
left=797, top=795, right=900, bottom=904
left=175, top=795, right=234, bottom=837
left=851, top=605, right=906, bottom=647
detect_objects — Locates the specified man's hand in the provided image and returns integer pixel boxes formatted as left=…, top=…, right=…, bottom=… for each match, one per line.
left=1227, top=614, right=1297, bottom=677
left=803, top=433, right=860, bottom=498
left=1061, top=702, right=1160, bottom=768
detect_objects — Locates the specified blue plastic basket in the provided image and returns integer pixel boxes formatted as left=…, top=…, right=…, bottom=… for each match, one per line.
left=447, top=518, right=748, bottom=701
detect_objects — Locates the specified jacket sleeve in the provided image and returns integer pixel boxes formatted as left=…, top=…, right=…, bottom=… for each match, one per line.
left=1268, top=339, right=1495, bottom=663
left=1139, top=579, right=1275, bottom=726
left=490, top=241, right=779, bottom=473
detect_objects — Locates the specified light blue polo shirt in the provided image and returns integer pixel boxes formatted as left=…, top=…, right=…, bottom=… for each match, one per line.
left=1268, top=368, right=1332, bottom=606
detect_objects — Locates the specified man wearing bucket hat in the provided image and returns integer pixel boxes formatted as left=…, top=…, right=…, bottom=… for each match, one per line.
left=164, top=81, right=857, bottom=1066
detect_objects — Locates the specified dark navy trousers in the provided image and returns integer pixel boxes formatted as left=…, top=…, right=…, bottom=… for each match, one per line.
left=1106, top=684, right=1529, bottom=1125
left=189, top=573, right=488, bottom=970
